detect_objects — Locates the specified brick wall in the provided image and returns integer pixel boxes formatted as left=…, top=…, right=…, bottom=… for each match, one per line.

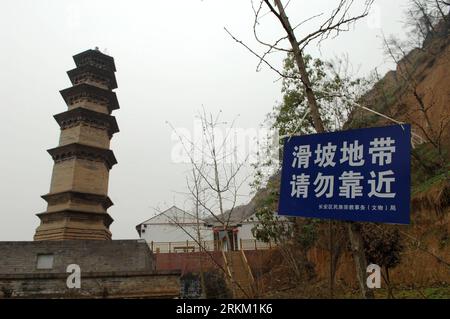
left=72, top=159, right=109, bottom=195
left=59, top=124, right=110, bottom=149
left=0, top=271, right=180, bottom=298
left=49, top=160, right=76, bottom=193
left=0, top=240, right=155, bottom=274
left=155, top=252, right=225, bottom=275
left=155, top=250, right=275, bottom=278
left=0, top=240, right=182, bottom=298
left=48, top=159, right=110, bottom=196
left=69, top=101, right=109, bottom=114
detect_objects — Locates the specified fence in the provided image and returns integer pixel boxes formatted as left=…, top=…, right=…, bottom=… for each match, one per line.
left=149, top=239, right=275, bottom=254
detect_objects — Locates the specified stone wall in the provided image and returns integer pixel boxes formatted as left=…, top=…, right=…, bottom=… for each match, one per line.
left=0, top=240, right=155, bottom=274
left=49, top=159, right=110, bottom=195
left=0, top=271, right=180, bottom=298
left=0, top=240, right=181, bottom=298
left=155, top=252, right=224, bottom=275
left=59, top=124, right=111, bottom=149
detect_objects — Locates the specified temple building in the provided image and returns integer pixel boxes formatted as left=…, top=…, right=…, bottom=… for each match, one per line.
left=0, top=49, right=181, bottom=298
left=34, top=49, right=120, bottom=241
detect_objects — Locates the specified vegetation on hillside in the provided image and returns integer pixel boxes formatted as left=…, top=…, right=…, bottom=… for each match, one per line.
left=249, top=0, right=450, bottom=299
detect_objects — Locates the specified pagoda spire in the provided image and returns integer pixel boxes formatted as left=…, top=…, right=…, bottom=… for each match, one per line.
left=34, top=49, right=120, bottom=241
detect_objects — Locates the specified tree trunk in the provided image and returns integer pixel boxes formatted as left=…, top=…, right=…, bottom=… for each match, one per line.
left=273, top=0, right=372, bottom=299
left=196, top=216, right=206, bottom=298
left=329, top=220, right=334, bottom=298
left=273, top=0, right=325, bottom=134
left=347, top=222, right=374, bottom=299
left=193, top=168, right=207, bottom=298
left=385, top=266, right=394, bottom=299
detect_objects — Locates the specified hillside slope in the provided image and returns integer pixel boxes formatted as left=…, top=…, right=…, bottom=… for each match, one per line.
left=348, top=18, right=450, bottom=142
left=237, top=18, right=450, bottom=298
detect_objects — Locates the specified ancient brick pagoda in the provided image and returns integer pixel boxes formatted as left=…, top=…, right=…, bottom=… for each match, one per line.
left=34, top=49, right=120, bottom=241
left=0, top=49, right=180, bottom=299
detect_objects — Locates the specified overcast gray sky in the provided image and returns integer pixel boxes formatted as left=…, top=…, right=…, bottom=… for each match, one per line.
left=0, top=0, right=410, bottom=241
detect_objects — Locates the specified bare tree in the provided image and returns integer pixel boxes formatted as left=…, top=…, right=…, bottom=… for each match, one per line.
left=226, top=0, right=375, bottom=298
left=405, top=0, right=449, bottom=47
left=379, top=0, right=450, bottom=178
left=188, top=165, right=207, bottom=297
left=170, top=109, right=250, bottom=237
left=382, top=31, right=450, bottom=170
left=168, top=108, right=252, bottom=296
left=152, top=205, right=246, bottom=298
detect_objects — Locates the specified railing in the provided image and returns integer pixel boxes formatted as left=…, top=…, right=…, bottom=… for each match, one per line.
left=239, top=238, right=274, bottom=251
left=149, top=239, right=275, bottom=254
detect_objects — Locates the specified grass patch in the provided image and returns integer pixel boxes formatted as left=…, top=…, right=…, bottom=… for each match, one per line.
left=373, top=286, right=450, bottom=299
left=412, top=170, right=449, bottom=196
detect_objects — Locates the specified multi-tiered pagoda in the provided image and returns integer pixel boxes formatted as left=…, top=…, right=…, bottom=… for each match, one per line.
left=34, top=49, right=119, bottom=240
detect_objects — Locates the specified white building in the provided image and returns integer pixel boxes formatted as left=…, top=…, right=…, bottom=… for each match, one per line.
left=136, top=205, right=273, bottom=252
left=136, top=206, right=213, bottom=252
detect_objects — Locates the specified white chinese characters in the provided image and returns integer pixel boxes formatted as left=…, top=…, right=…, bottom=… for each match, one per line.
left=292, top=146, right=312, bottom=169
left=314, top=173, right=334, bottom=198
left=369, top=137, right=396, bottom=166
left=339, top=171, right=364, bottom=199
left=340, top=140, right=365, bottom=166
left=290, top=174, right=310, bottom=198
left=368, top=170, right=396, bottom=198
left=314, top=143, right=337, bottom=168
left=289, top=137, right=397, bottom=201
